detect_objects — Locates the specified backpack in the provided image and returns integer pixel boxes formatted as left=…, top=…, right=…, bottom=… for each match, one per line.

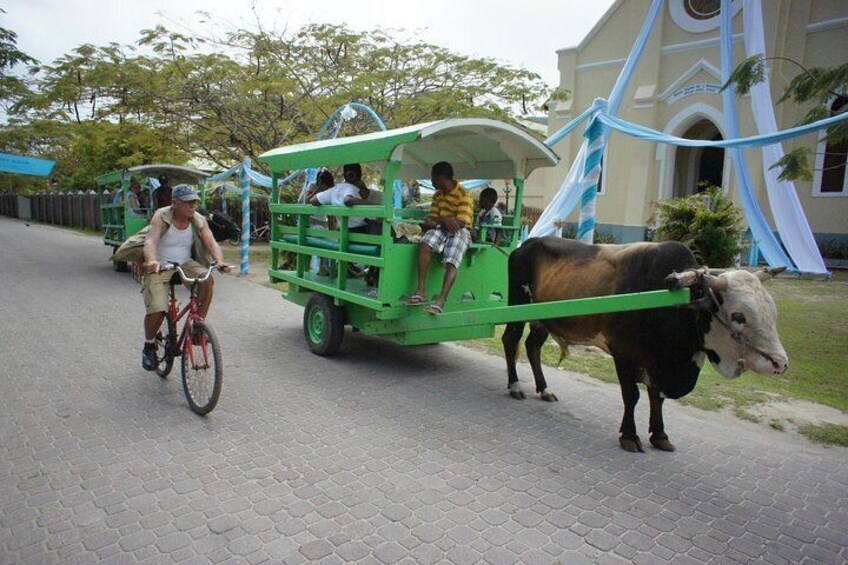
left=110, top=207, right=212, bottom=266
left=207, top=211, right=240, bottom=242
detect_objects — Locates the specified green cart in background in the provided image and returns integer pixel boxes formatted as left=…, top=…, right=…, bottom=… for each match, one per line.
left=258, top=119, right=690, bottom=355
left=98, top=164, right=208, bottom=272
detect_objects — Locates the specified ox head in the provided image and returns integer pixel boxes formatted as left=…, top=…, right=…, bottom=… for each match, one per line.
left=666, top=267, right=788, bottom=378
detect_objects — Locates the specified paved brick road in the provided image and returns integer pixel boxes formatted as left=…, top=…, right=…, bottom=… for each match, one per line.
left=1, top=216, right=847, bottom=564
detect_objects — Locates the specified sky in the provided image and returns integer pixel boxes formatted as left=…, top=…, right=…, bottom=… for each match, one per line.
left=6, top=0, right=617, bottom=89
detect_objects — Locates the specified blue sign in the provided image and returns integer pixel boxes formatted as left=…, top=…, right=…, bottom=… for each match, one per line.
left=0, top=152, right=55, bottom=177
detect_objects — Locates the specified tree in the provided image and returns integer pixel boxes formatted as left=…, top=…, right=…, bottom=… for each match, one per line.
left=724, top=55, right=847, bottom=182
left=0, top=12, right=38, bottom=111
left=5, top=20, right=553, bottom=190
left=11, top=22, right=550, bottom=171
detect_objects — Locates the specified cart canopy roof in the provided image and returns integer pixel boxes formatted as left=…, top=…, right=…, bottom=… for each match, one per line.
left=258, top=118, right=559, bottom=180
left=96, top=164, right=208, bottom=186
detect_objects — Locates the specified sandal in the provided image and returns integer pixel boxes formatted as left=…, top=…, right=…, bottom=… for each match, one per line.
left=406, top=293, right=426, bottom=305
left=425, top=304, right=443, bottom=315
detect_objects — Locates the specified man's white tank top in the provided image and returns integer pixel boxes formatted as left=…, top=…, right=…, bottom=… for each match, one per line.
left=158, top=223, right=193, bottom=265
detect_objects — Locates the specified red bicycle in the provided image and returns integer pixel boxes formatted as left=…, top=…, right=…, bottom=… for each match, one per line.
left=151, top=263, right=225, bottom=415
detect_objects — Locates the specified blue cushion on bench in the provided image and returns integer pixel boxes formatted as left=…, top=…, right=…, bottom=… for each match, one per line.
left=281, top=234, right=381, bottom=256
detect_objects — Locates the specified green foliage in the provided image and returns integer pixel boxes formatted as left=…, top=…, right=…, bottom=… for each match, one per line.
left=721, top=54, right=765, bottom=96
left=770, top=147, right=813, bottom=182
left=4, top=20, right=550, bottom=185
left=654, top=184, right=744, bottom=267
left=0, top=13, right=38, bottom=110
left=555, top=222, right=616, bottom=244
left=818, top=239, right=848, bottom=260
left=0, top=119, right=189, bottom=192
left=723, top=55, right=848, bottom=181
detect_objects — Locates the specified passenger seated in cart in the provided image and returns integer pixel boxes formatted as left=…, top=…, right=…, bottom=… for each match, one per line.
left=344, top=162, right=383, bottom=234
left=407, top=161, right=474, bottom=315
left=154, top=174, right=173, bottom=209
left=475, top=187, right=503, bottom=245
left=310, top=163, right=381, bottom=234
left=300, top=170, right=335, bottom=228
left=302, top=170, right=335, bottom=203
left=127, top=180, right=146, bottom=218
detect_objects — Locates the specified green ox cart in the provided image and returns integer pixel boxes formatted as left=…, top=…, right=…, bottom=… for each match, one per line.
left=258, top=119, right=690, bottom=355
left=98, top=164, right=208, bottom=272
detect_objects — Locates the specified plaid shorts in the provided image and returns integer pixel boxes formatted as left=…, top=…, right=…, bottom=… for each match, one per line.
left=420, top=227, right=471, bottom=268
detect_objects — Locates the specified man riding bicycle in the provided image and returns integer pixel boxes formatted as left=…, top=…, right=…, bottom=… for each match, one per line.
left=141, top=184, right=229, bottom=371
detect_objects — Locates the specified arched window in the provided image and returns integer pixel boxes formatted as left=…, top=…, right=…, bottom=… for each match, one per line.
left=814, top=96, right=847, bottom=196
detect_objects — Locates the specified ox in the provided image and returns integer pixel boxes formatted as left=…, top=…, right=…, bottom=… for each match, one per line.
left=502, top=237, right=788, bottom=452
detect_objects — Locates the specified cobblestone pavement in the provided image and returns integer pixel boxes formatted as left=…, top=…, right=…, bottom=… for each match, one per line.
left=1, top=216, right=847, bottom=565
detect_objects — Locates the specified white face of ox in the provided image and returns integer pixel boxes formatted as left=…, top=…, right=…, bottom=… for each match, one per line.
left=702, top=270, right=788, bottom=378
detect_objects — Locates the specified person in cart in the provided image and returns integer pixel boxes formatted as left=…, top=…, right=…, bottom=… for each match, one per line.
left=127, top=179, right=147, bottom=218
left=154, top=174, right=173, bottom=209
left=475, top=186, right=503, bottom=245
left=407, top=161, right=474, bottom=315
left=310, top=163, right=381, bottom=234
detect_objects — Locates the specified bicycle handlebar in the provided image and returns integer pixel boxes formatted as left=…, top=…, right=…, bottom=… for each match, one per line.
left=159, top=262, right=227, bottom=284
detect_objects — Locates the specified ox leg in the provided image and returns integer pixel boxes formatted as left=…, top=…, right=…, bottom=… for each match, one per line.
left=647, top=385, right=675, bottom=452
left=613, top=356, right=643, bottom=453
left=502, top=322, right=526, bottom=399
left=526, top=323, right=556, bottom=402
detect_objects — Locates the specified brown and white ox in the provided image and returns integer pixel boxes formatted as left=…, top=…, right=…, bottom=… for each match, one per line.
left=502, top=237, right=788, bottom=452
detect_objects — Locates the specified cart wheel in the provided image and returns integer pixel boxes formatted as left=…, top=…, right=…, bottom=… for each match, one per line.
left=304, top=294, right=344, bottom=356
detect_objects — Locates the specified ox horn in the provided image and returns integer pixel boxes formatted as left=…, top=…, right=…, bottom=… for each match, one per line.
left=665, top=267, right=707, bottom=289
left=703, top=273, right=728, bottom=292
left=755, top=266, right=787, bottom=281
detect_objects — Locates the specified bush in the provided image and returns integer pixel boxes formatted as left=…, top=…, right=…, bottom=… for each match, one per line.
left=555, top=222, right=617, bottom=244
left=818, top=239, right=848, bottom=260
left=654, top=184, right=744, bottom=267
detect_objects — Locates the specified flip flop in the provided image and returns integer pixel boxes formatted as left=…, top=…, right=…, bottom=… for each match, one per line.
left=425, top=304, right=443, bottom=315
left=406, top=293, right=426, bottom=305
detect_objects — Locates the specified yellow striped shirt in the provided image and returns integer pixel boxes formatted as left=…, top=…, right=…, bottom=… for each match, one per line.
left=427, top=182, right=474, bottom=227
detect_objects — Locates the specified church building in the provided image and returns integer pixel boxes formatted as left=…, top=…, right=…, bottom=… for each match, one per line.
left=528, top=0, right=847, bottom=248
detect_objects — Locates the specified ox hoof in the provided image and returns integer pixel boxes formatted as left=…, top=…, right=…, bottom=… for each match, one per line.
left=509, top=389, right=526, bottom=400
left=619, top=435, right=644, bottom=453
left=650, top=435, right=676, bottom=452
left=539, top=390, right=558, bottom=402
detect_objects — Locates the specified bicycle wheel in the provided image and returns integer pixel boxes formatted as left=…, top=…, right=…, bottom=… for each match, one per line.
left=181, top=321, right=222, bottom=415
left=155, top=314, right=177, bottom=379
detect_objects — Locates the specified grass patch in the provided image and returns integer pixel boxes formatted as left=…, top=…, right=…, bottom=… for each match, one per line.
left=221, top=242, right=272, bottom=267
left=799, top=423, right=848, bottom=447
left=220, top=243, right=287, bottom=291
left=464, top=329, right=618, bottom=384
left=768, top=420, right=784, bottom=431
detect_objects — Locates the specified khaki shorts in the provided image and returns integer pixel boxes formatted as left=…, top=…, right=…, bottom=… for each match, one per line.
left=142, top=260, right=207, bottom=314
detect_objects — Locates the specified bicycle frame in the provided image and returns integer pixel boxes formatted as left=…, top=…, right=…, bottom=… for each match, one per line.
left=164, top=266, right=214, bottom=367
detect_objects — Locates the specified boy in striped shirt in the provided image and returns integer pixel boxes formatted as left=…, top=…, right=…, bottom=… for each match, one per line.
left=408, top=161, right=474, bottom=315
